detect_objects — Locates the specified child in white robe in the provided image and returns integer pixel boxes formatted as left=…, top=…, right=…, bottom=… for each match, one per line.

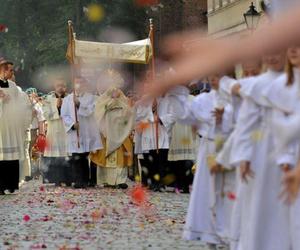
left=165, top=75, right=234, bottom=246
left=230, top=52, right=287, bottom=250
left=262, top=46, right=300, bottom=250
left=212, top=61, right=262, bottom=250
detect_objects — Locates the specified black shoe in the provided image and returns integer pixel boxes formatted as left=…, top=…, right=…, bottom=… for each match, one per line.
left=88, top=183, right=96, bottom=188
left=181, top=186, right=190, bottom=194
left=8, top=189, right=15, bottom=194
left=0, top=190, right=5, bottom=195
left=150, top=184, right=160, bottom=192
left=158, top=186, right=166, bottom=193
left=117, top=183, right=128, bottom=189
left=154, top=184, right=166, bottom=193
left=149, top=183, right=156, bottom=191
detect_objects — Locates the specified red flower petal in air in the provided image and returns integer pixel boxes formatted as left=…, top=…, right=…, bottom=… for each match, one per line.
left=227, top=191, right=236, bottom=201
left=0, top=24, right=7, bottom=32
left=137, top=122, right=150, bottom=132
left=130, top=185, right=147, bottom=205
left=135, top=0, right=160, bottom=7
left=34, top=135, right=48, bottom=153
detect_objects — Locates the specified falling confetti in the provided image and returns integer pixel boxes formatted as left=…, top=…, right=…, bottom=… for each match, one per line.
left=40, top=215, right=52, bottom=222
left=0, top=179, right=197, bottom=249
left=214, top=135, right=224, bottom=152
left=227, top=191, right=237, bottom=201
left=59, top=199, right=76, bottom=212
left=141, top=167, right=149, bottom=176
left=130, top=185, right=147, bottom=205
left=136, top=122, right=150, bottom=132
left=207, top=154, right=217, bottom=169
left=0, top=24, right=8, bottom=33
left=34, top=135, right=48, bottom=153
left=251, top=130, right=263, bottom=142
left=191, top=164, right=196, bottom=174
left=180, top=137, right=191, bottom=145
left=162, top=174, right=176, bottom=185
left=86, top=4, right=105, bottom=22
left=30, top=243, right=47, bottom=249
left=153, top=174, right=160, bottom=181
left=90, top=209, right=102, bottom=221
left=135, top=175, right=141, bottom=182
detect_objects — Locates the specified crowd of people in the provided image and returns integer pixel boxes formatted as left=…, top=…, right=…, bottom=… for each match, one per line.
left=169, top=53, right=300, bottom=250
left=135, top=48, right=299, bottom=250
left=138, top=0, right=300, bottom=249
left=3, top=1, right=300, bottom=249
left=2, top=47, right=300, bottom=250
left=3, top=48, right=300, bottom=250
left=0, top=61, right=201, bottom=196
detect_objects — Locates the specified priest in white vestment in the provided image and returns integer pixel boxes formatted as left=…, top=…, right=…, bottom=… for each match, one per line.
left=230, top=53, right=286, bottom=250
left=61, top=76, right=102, bottom=188
left=24, top=89, right=45, bottom=180
left=135, top=95, right=170, bottom=191
left=42, top=78, right=70, bottom=186
left=0, top=61, right=32, bottom=195
left=165, top=89, right=197, bottom=193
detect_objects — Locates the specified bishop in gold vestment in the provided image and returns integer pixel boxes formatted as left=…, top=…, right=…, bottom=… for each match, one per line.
left=90, top=87, right=134, bottom=188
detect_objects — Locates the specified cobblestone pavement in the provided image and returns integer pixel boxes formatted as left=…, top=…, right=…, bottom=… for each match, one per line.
left=0, top=180, right=213, bottom=250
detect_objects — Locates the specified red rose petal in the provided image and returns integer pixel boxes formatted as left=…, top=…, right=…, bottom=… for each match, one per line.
left=227, top=191, right=236, bottom=201
left=23, top=215, right=31, bottom=222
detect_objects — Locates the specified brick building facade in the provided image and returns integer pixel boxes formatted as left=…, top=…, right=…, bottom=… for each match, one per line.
left=146, top=0, right=207, bottom=55
left=132, top=1, right=207, bottom=86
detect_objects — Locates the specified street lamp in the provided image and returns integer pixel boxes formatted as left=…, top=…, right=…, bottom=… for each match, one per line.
left=243, top=2, right=261, bottom=30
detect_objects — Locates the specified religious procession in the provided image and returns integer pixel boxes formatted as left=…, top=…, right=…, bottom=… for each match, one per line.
left=1, top=0, right=300, bottom=249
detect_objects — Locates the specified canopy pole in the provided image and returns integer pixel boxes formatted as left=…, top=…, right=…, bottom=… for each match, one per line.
left=149, top=19, right=159, bottom=154
left=67, top=20, right=80, bottom=148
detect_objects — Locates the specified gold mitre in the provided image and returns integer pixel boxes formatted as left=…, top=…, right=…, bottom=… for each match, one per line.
left=104, top=68, right=125, bottom=88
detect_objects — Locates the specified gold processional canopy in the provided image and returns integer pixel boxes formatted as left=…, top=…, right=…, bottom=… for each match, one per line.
left=66, top=20, right=153, bottom=65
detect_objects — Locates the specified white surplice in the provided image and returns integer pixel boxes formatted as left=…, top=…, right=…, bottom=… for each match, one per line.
left=180, top=90, right=219, bottom=243
left=216, top=76, right=258, bottom=250
left=43, top=93, right=68, bottom=157
left=0, top=81, right=32, bottom=161
left=164, top=91, right=197, bottom=162
left=263, top=70, right=300, bottom=250
left=134, top=97, right=169, bottom=153
left=61, top=93, right=102, bottom=154
left=215, top=76, right=259, bottom=249
left=167, top=86, right=234, bottom=244
left=230, top=70, right=287, bottom=250
left=167, top=121, right=197, bottom=161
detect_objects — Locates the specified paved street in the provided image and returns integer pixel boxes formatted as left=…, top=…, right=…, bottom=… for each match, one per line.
left=0, top=180, right=211, bottom=250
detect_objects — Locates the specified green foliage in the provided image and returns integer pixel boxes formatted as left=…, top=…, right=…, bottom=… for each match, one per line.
left=0, top=0, right=147, bottom=88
